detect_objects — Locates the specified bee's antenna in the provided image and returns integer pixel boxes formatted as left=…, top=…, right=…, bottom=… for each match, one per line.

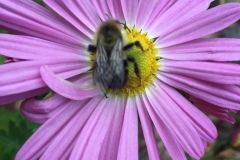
left=105, top=14, right=112, bottom=20
left=117, top=21, right=131, bottom=32
left=96, top=14, right=103, bottom=23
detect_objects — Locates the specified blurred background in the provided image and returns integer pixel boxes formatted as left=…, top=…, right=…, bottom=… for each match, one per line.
left=1, top=0, right=240, bottom=159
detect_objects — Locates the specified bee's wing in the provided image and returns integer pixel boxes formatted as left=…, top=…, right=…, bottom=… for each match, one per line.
left=94, top=39, right=126, bottom=93
left=93, top=44, right=109, bottom=92
left=108, top=38, right=126, bottom=89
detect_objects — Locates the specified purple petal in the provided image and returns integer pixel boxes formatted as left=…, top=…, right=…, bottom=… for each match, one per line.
left=0, top=1, right=84, bottom=47
left=136, top=95, right=160, bottom=160
left=160, top=60, right=240, bottom=84
left=45, top=0, right=101, bottom=35
left=20, top=94, right=69, bottom=123
left=69, top=97, right=115, bottom=160
left=156, top=82, right=217, bottom=142
left=148, top=0, right=212, bottom=38
left=145, top=87, right=205, bottom=159
left=120, top=0, right=138, bottom=26
left=141, top=92, right=187, bottom=160
left=135, top=0, right=156, bottom=30
left=15, top=100, right=86, bottom=160
left=40, top=65, right=98, bottom=100
left=21, top=101, right=66, bottom=124
left=99, top=97, right=126, bottom=160
left=157, top=3, right=240, bottom=48
left=1, top=60, right=87, bottom=84
left=21, top=94, right=67, bottom=114
left=106, top=0, right=125, bottom=22
left=191, top=97, right=236, bottom=124
left=117, top=98, right=138, bottom=160
left=158, top=72, right=240, bottom=110
left=160, top=38, right=240, bottom=61
left=91, top=0, right=111, bottom=22
left=0, top=34, right=88, bottom=61
left=144, top=0, right=177, bottom=31
left=41, top=97, right=102, bottom=160
left=0, top=61, right=87, bottom=96
left=0, top=87, right=50, bottom=105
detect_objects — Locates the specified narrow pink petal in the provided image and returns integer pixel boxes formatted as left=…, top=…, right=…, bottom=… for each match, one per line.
left=144, top=88, right=204, bottom=158
left=106, top=0, right=125, bottom=22
left=0, top=34, right=88, bottom=61
left=135, top=0, right=156, bottom=30
left=40, top=65, right=99, bottom=100
left=0, top=1, right=84, bottom=47
left=0, top=60, right=87, bottom=86
left=43, top=0, right=92, bottom=39
left=144, top=0, right=177, bottom=31
left=141, top=92, right=186, bottom=160
left=157, top=3, right=240, bottom=48
left=160, top=60, right=240, bottom=84
left=117, top=98, right=138, bottom=160
left=136, top=95, right=160, bottom=160
left=156, top=81, right=217, bottom=142
left=21, top=94, right=67, bottom=114
left=69, top=97, right=115, bottom=160
left=15, top=100, right=85, bottom=160
left=77, top=0, right=102, bottom=30
left=191, top=97, right=236, bottom=124
left=99, top=97, right=126, bottom=160
left=91, top=0, right=111, bottom=22
left=148, top=0, right=212, bottom=38
left=159, top=71, right=240, bottom=103
left=158, top=72, right=240, bottom=110
left=41, top=97, right=102, bottom=160
left=0, top=87, right=50, bottom=105
left=20, top=100, right=67, bottom=123
left=0, top=62, right=88, bottom=96
left=160, top=38, right=240, bottom=61
left=120, top=0, right=138, bottom=26
left=145, top=87, right=204, bottom=159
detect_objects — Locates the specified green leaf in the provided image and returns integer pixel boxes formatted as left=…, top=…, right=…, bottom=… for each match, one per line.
left=0, top=55, right=5, bottom=64
left=0, top=108, right=40, bottom=159
left=220, top=0, right=240, bottom=4
left=0, top=29, right=8, bottom=33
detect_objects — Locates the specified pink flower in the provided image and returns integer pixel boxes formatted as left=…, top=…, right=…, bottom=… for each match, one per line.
left=1, top=0, right=240, bottom=159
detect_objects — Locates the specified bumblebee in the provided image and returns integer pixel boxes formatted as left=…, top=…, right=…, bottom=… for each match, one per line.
left=88, top=20, right=143, bottom=94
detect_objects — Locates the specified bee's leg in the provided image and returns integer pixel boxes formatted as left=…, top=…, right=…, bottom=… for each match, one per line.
left=127, top=56, right=141, bottom=79
left=104, top=92, right=108, bottom=98
left=123, top=60, right=129, bottom=84
left=88, top=44, right=97, bottom=53
left=123, top=41, right=144, bottom=52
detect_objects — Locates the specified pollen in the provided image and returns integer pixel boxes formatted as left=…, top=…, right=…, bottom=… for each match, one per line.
left=111, top=27, right=160, bottom=97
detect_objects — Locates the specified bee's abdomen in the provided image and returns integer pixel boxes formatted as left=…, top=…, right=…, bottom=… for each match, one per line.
left=108, top=60, right=128, bottom=89
left=94, top=60, right=127, bottom=90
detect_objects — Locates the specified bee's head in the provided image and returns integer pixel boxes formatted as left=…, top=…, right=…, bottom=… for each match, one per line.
left=98, top=20, right=122, bottom=45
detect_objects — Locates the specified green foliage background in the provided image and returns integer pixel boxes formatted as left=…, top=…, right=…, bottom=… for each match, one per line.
left=0, top=109, right=40, bottom=160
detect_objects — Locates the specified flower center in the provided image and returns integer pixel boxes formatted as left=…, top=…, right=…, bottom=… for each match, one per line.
left=111, top=27, right=159, bottom=96
left=90, top=27, right=159, bottom=97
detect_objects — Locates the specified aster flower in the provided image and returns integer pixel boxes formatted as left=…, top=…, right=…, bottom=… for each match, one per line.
left=1, top=0, right=240, bottom=159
